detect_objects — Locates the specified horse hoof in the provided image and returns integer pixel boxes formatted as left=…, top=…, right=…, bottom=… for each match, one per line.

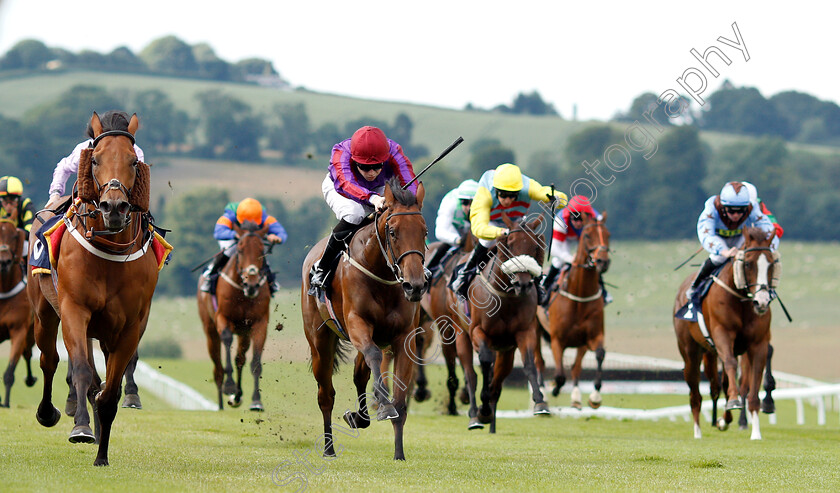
left=551, top=386, right=561, bottom=397
left=761, top=399, right=775, bottom=414
left=25, top=376, right=37, bottom=387
left=121, top=394, right=142, bottom=409
left=477, top=410, right=493, bottom=424
left=717, top=418, right=729, bottom=431
left=223, top=381, right=237, bottom=395
left=468, top=417, right=484, bottom=430
left=588, top=400, right=602, bottom=409
left=725, top=398, right=743, bottom=411
left=571, top=402, right=582, bottom=410
left=377, top=404, right=399, bottom=421
left=343, top=411, right=370, bottom=429
left=227, top=395, right=242, bottom=408
left=739, top=424, right=748, bottom=431
left=446, top=405, right=459, bottom=416
left=65, top=399, right=77, bottom=417
left=413, top=388, right=431, bottom=402
left=93, top=457, right=109, bottom=467
left=69, top=425, right=96, bottom=444
left=250, top=401, right=264, bottom=412
left=36, top=405, right=61, bottom=427
left=533, top=402, right=551, bottom=416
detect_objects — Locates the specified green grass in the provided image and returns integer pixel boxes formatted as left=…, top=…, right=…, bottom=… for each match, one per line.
left=1, top=358, right=839, bottom=491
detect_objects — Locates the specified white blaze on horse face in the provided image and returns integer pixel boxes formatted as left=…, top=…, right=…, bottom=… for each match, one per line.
left=754, top=254, right=771, bottom=308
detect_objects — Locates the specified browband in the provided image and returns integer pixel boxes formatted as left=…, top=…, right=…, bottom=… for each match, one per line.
left=91, top=130, right=136, bottom=148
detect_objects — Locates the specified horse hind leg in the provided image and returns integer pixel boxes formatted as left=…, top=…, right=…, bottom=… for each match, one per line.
left=761, top=344, right=776, bottom=414
left=34, top=310, right=61, bottom=427
left=64, top=363, right=77, bottom=416
left=569, top=347, right=587, bottom=409
left=2, top=329, right=28, bottom=407
left=249, top=322, right=267, bottom=412
left=703, top=352, right=726, bottom=431
left=121, top=351, right=142, bottom=409
left=588, top=346, right=605, bottom=409
left=343, top=352, right=372, bottom=430
left=227, top=333, right=250, bottom=408
left=219, top=327, right=238, bottom=400
left=476, top=342, right=494, bottom=425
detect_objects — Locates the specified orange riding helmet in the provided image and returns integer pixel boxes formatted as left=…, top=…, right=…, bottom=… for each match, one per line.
left=236, top=198, right=263, bottom=225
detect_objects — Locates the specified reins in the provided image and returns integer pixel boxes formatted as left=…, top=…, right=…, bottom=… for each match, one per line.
left=558, top=221, right=609, bottom=302
left=366, top=210, right=425, bottom=285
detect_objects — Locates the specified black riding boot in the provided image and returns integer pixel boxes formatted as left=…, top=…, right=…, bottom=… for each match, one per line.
left=599, top=274, right=613, bottom=305
left=308, top=220, right=357, bottom=295
left=687, top=257, right=716, bottom=300
left=538, top=264, right=560, bottom=307
left=263, top=260, right=279, bottom=296
left=427, top=243, right=456, bottom=280
left=450, top=243, right=489, bottom=298
left=200, top=252, right=230, bottom=293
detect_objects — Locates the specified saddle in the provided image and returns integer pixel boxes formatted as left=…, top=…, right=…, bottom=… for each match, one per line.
left=674, top=262, right=728, bottom=321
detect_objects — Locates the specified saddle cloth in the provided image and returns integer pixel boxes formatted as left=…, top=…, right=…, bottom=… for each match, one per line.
left=674, top=262, right=728, bottom=321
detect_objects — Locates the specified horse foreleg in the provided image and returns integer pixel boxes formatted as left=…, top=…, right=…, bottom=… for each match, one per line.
left=713, top=331, right=742, bottom=411
left=569, top=347, right=587, bottom=410
left=343, top=352, right=372, bottom=430
left=679, top=339, right=704, bottom=439
left=2, top=328, right=26, bottom=407
left=309, top=330, right=339, bottom=457
left=703, top=351, right=724, bottom=431
left=249, top=321, right=267, bottom=412
left=488, top=350, right=515, bottom=434
left=589, top=345, right=605, bottom=409
left=476, top=339, right=494, bottom=425
left=738, top=357, right=750, bottom=430
left=441, top=334, right=460, bottom=415
left=121, top=351, right=142, bottom=409
left=361, top=343, right=399, bottom=421
left=747, top=344, right=769, bottom=440
left=64, top=327, right=96, bottom=444
left=94, top=337, right=137, bottom=466
left=64, top=362, right=77, bottom=416
left=549, top=336, right=567, bottom=397
left=219, top=325, right=237, bottom=397
left=762, top=344, right=776, bottom=414
left=517, top=325, right=548, bottom=415
left=454, top=328, right=480, bottom=429
left=533, top=326, right=546, bottom=390
left=228, top=332, right=250, bottom=408
left=390, top=333, right=416, bottom=460
left=411, top=329, right=431, bottom=403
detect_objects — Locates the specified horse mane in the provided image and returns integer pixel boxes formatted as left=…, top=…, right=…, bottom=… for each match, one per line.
left=239, top=220, right=260, bottom=233
left=744, top=226, right=770, bottom=244
left=388, top=178, right=416, bottom=207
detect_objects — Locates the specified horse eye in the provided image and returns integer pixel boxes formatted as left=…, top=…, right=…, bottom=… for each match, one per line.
left=389, top=229, right=396, bottom=238
left=91, top=157, right=99, bottom=167
left=744, top=262, right=752, bottom=268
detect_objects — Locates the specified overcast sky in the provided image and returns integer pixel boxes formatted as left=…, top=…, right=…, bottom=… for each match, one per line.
left=0, top=1, right=835, bottom=121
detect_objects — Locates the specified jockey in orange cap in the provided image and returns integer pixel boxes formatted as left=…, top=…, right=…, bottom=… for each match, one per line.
left=200, top=198, right=287, bottom=295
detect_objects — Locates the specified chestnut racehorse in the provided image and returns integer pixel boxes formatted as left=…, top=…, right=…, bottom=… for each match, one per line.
left=453, top=214, right=550, bottom=432
left=673, top=227, right=777, bottom=440
left=29, top=112, right=161, bottom=465
left=301, top=179, right=427, bottom=461
left=198, top=220, right=272, bottom=411
left=0, top=218, right=37, bottom=407
left=536, top=211, right=610, bottom=409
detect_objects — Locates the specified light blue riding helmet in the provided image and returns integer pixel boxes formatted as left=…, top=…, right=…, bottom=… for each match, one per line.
left=457, top=179, right=479, bottom=200
left=719, top=182, right=750, bottom=207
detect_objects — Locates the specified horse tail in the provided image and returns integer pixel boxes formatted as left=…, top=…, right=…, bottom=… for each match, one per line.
left=333, top=339, right=352, bottom=372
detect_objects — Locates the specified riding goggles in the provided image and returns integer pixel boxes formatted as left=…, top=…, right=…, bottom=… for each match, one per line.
left=356, top=162, right=385, bottom=172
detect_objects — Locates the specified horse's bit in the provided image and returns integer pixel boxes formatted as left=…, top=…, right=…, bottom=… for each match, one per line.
left=374, top=210, right=426, bottom=284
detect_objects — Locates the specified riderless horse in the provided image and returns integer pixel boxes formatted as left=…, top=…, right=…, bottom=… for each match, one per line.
left=301, top=179, right=427, bottom=460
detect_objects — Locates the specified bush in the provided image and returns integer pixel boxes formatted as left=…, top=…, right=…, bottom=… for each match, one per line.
left=140, top=337, right=183, bottom=359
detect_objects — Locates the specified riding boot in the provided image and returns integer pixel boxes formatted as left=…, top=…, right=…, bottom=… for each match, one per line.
left=308, top=220, right=357, bottom=295
left=537, top=264, right=560, bottom=307
left=200, top=252, right=229, bottom=293
left=450, top=243, right=489, bottom=298
left=599, top=274, right=612, bottom=305
left=263, top=260, right=279, bottom=296
left=686, top=257, right=716, bottom=301
left=425, top=243, right=450, bottom=278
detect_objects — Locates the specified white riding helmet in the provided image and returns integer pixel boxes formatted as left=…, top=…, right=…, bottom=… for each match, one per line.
left=719, top=182, right=751, bottom=207
left=457, top=179, right=479, bottom=200
left=741, top=181, right=758, bottom=203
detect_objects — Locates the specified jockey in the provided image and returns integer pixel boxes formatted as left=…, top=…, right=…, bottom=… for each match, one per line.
left=425, top=179, right=479, bottom=279
left=200, top=197, right=287, bottom=295
left=0, top=175, right=34, bottom=261
left=542, top=195, right=612, bottom=306
left=48, top=110, right=145, bottom=205
left=308, top=126, right=418, bottom=294
left=449, top=163, right=568, bottom=304
left=741, top=181, right=782, bottom=250
left=686, top=181, right=775, bottom=299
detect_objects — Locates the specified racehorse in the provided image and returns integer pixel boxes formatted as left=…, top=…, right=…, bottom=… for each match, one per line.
left=412, top=233, right=477, bottom=415
left=535, top=211, right=610, bottom=409
left=301, top=179, right=427, bottom=461
left=0, top=217, right=37, bottom=407
left=28, top=112, right=162, bottom=465
left=198, top=221, right=272, bottom=411
left=453, top=213, right=550, bottom=432
left=673, top=227, right=777, bottom=440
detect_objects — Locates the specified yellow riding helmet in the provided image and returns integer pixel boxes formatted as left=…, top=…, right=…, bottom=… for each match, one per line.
left=492, top=163, right=523, bottom=192
left=0, top=176, right=23, bottom=197
left=236, top=198, right=263, bottom=225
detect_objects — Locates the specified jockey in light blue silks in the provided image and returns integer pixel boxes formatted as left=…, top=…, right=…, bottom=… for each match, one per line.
left=686, top=181, right=775, bottom=299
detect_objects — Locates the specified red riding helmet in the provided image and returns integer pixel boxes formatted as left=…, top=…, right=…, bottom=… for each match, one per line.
left=350, top=126, right=390, bottom=165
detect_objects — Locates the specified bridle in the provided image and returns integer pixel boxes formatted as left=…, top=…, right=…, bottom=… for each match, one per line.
left=733, top=246, right=774, bottom=300
left=373, top=210, right=426, bottom=284
left=222, top=232, right=267, bottom=296
left=484, top=225, right=543, bottom=295
left=576, top=222, right=610, bottom=270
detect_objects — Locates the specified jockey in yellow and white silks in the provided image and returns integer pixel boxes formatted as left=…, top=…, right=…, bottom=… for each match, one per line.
left=449, top=163, right=567, bottom=303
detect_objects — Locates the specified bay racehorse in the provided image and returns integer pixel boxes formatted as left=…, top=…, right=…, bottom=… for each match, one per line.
left=536, top=211, right=610, bottom=409
left=198, top=220, right=273, bottom=411
left=453, top=214, right=550, bottom=432
left=28, top=112, right=165, bottom=465
left=673, top=227, right=777, bottom=440
left=0, top=217, right=37, bottom=407
left=301, top=179, right=427, bottom=461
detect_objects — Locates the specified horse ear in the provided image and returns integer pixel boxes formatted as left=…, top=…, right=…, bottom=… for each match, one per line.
left=500, top=211, right=514, bottom=229
left=527, top=215, right=543, bottom=231
left=415, top=181, right=425, bottom=208
left=384, top=182, right=395, bottom=206
left=77, top=148, right=97, bottom=202
left=600, top=211, right=608, bottom=222
left=89, top=112, right=103, bottom=138
left=232, top=222, right=243, bottom=237
left=129, top=161, right=150, bottom=212
left=128, top=113, right=139, bottom=136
